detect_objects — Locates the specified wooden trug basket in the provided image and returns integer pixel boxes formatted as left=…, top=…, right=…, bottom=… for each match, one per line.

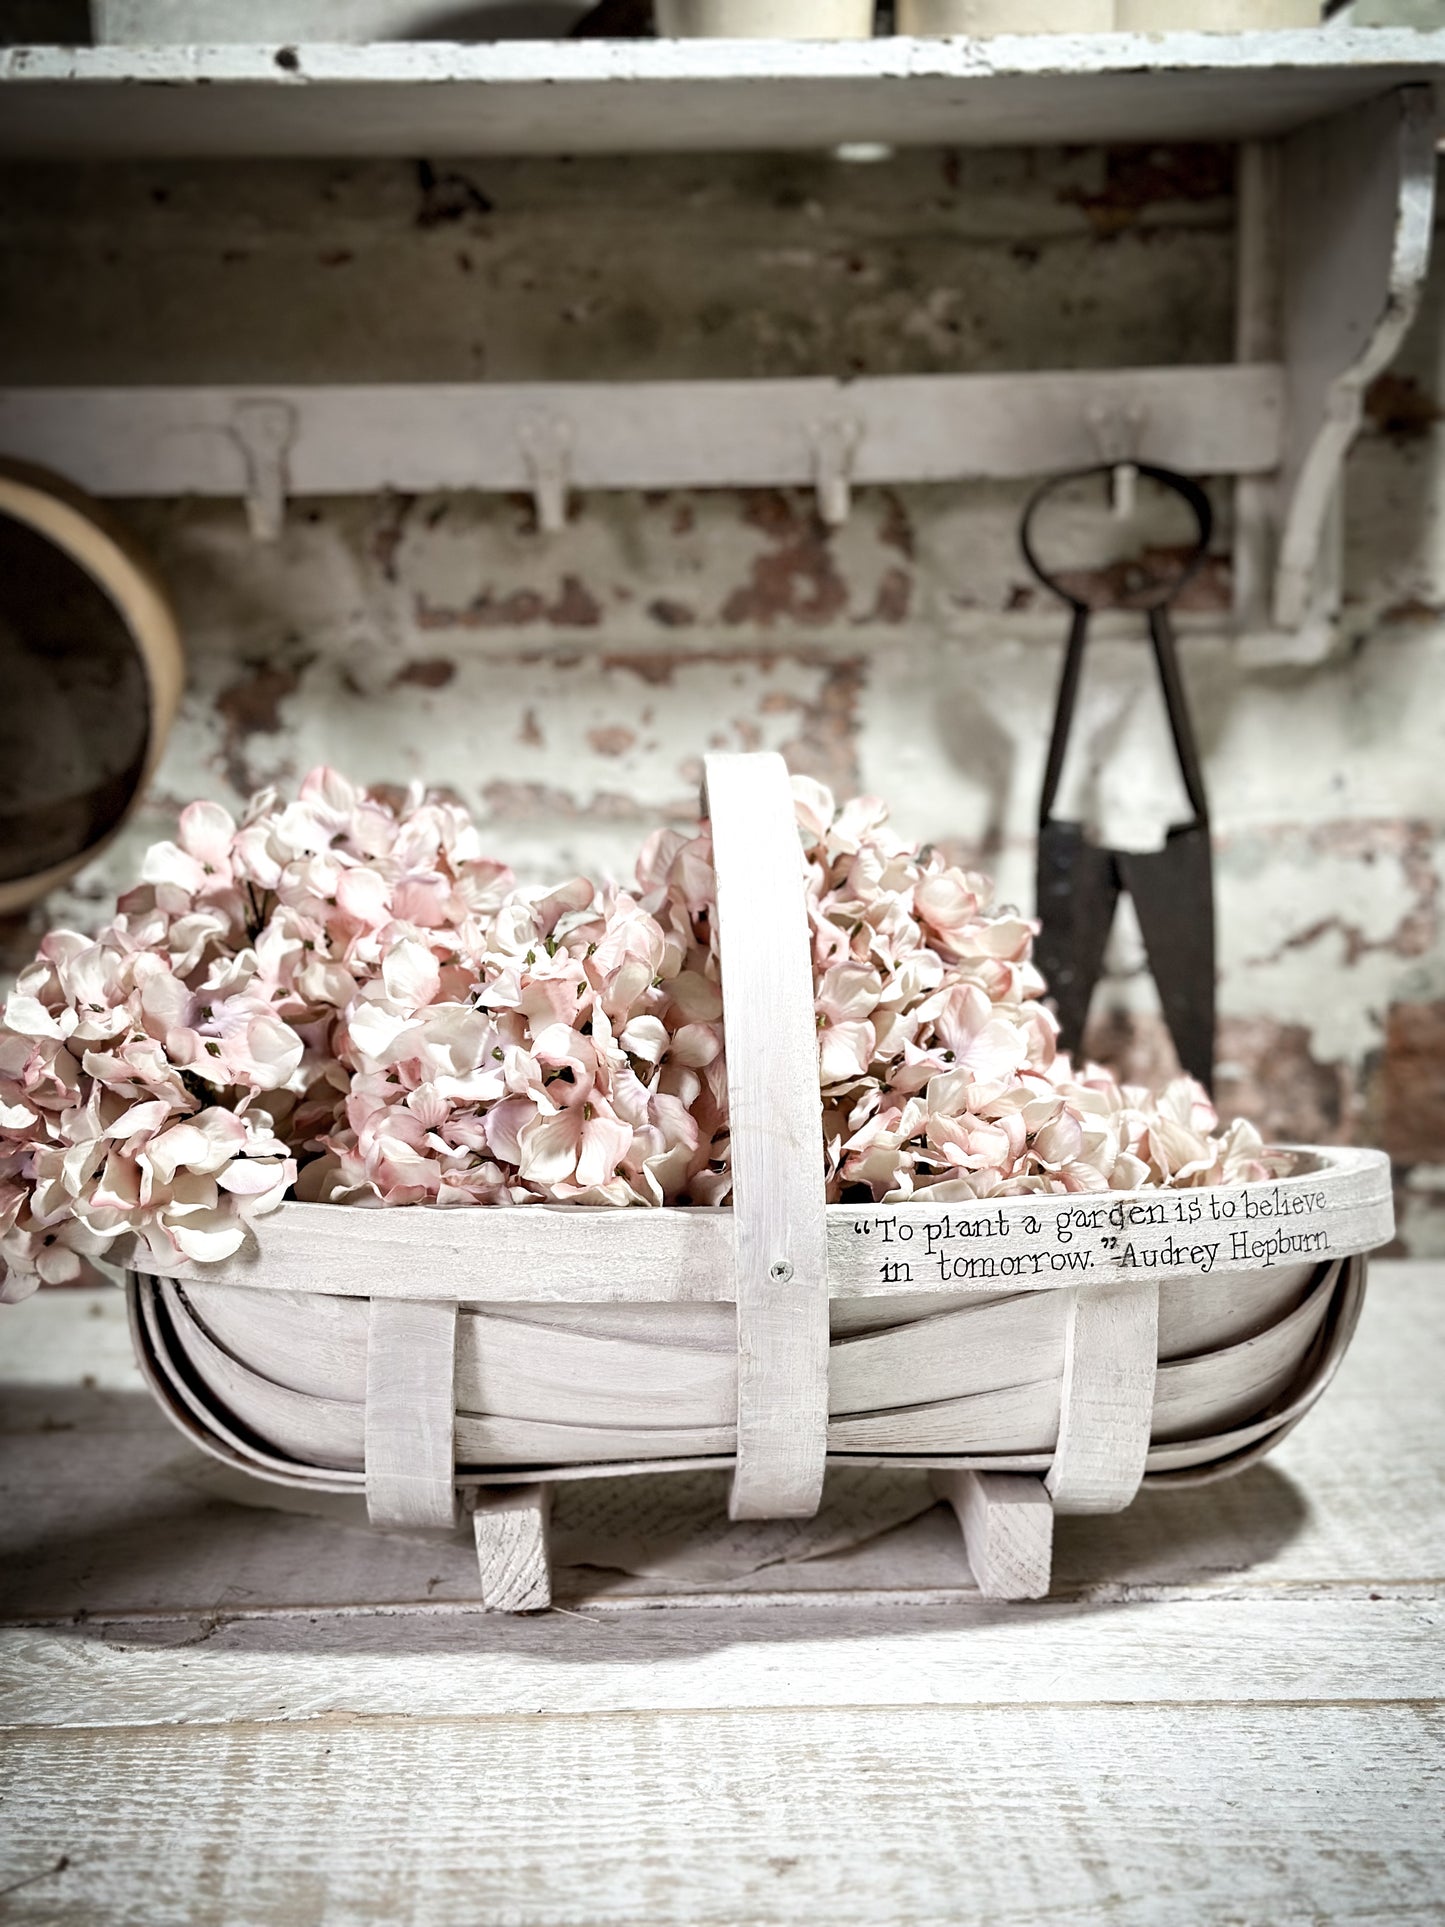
left=128, top=752, right=1395, bottom=1609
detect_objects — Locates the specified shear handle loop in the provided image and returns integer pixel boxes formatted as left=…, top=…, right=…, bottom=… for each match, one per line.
left=1023, top=463, right=1214, bottom=836
left=1019, top=463, right=1214, bottom=613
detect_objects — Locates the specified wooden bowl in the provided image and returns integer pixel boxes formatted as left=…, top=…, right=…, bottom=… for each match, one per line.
left=0, top=463, right=183, bottom=916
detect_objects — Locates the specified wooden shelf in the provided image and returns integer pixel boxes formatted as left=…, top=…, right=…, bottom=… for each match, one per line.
left=0, top=36, right=1438, bottom=643
left=0, top=29, right=1442, bottom=159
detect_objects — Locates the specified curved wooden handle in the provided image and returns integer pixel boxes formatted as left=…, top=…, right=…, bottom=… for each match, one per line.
left=703, top=751, right=830, bottom=1521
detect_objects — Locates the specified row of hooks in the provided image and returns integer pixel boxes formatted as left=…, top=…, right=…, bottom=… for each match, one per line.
left=229, top=393, right=1153, bottom=539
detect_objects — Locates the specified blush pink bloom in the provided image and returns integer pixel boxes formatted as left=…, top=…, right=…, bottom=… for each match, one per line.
left=0, top=765, right=1286, bottom=1300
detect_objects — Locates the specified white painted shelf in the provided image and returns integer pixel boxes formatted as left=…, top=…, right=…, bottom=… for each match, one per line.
left=0, top=33, right=1440, bottom=639
left=0, top=30, right=1442, bottom=158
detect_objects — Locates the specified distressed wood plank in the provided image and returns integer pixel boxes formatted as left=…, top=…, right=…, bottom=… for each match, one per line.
left=0, top=367, right=1283, bottom=503
left=3, top=1597, right=1442, bottom=1729
left=1, top=1706, right=1441, bottom=1927
left=930, top=1470, right=1053, bottom=1601
left=473, top=1484, right=552, bottom=1613
left=2, top=33, right=1445, bottom=158
left=704, top=751, right=829, bottom=1521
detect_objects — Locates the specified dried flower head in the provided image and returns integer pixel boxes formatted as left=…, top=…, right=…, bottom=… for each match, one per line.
left=0, top=767, right=1278, bottom=1301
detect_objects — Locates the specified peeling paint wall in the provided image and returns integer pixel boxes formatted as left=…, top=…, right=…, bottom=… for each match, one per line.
left=1, top=143, right=1441, bottom=1250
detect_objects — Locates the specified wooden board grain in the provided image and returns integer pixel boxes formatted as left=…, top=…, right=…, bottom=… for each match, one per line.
left=3, top=1596, right=1442, bottom=1728
left=931, top=1470, right=1053, bottom=1600
left=1, top=1269, right=1443, bottom=1927
left=1, top=1706, right=1441, bottom=1927
left=2, top=33, right=1444, bottom=158
left=473, top=1484, right=552, bottom=1613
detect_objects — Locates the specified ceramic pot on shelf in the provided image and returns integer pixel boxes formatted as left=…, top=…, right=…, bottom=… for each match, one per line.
left=654, top=0, right=876, bottom=35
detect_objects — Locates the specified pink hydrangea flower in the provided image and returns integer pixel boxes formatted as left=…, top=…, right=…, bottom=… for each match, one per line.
left=0, top=766, right=1282, bottom=1302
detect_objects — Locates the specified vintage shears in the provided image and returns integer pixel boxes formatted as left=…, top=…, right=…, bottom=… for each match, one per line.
left=1021, top=463, right=1216, bottom=1091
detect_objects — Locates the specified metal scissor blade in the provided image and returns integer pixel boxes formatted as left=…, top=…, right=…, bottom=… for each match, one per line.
left=1034, top=821, right=1120, bottom=1060
left=1116, top=823, right=1216, bottom=1090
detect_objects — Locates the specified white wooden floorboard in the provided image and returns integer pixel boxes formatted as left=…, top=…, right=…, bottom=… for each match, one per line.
left=2, top=1706, right=1442, bottom=1927
left=0, top=1264, right=1441, bottom=1927
left=1, top=1596, right=1440, bottom=1730
left=1, top=1263, right=1441, bottom=1925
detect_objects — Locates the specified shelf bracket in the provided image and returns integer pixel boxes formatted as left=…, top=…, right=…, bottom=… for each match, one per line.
left=1271, top=84, right=1438, bottom=635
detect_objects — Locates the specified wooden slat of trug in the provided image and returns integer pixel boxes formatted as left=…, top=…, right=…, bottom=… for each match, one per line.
left=1046, top=1282, right=1160, bottom=1516
left=145, top=1261, right=1350, bottom=1476
left=161, top=1142, right=1393, bottom=1303
left=704, top=751, right=830, bottom=1522
left=363, top=1299, right=458, bottom=1531
left=831, top=1144, right=1392, bottom=1300
left=930, top=1469, right=1053, bottom=1601
left=173, top=1202, right=738, bottom=1302
left=175, top=1260, right=1322, bottom=1426
left=472, top=1484, right=552, bottom=1613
